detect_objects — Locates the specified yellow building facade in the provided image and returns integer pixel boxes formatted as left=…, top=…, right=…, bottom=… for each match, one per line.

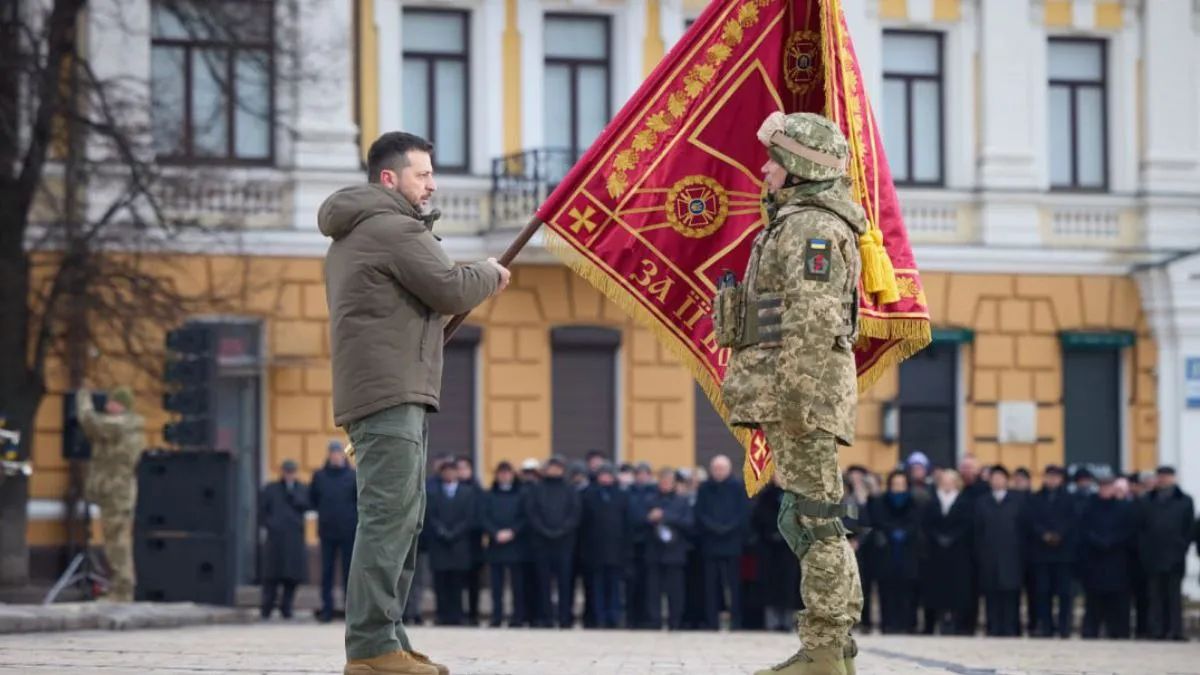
left=21, top=0, right=1200, bottom=593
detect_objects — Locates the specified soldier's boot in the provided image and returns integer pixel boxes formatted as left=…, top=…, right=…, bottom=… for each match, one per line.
left=343, top=651, right=439, bottom=675
left=843, top=638, right=857, bottom=675
left=410, top=651, right=450, bottom=675
left=752, top=647, right=848, bottom=675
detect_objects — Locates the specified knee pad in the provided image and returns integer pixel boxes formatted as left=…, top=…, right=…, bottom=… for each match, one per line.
left=777, top=491, right=849, bottom=559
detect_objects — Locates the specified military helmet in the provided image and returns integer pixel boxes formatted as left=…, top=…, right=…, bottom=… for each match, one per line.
left=756, top=112, right=849, bottom=181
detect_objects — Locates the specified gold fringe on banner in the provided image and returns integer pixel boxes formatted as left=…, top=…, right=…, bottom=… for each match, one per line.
left=543, top=231, right=770, bottom=496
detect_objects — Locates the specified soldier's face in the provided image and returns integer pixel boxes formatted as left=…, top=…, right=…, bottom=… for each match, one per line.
left=104, top=400, right=125, bottom=415
left=761, top=159, right=788, bottom=191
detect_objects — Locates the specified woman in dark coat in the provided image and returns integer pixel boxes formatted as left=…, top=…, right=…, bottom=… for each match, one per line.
left=259, top=460, right=310, bottom=619
left=752, top=479, right=801, bottom=631
left=426, top=462, right=478, bottom=626
left=974, top=465, right=1025, bottom=637
left=919, top=469, right=975, bottom=635
left=480, top=462, right=526, bottom=627
left=871, top=471, right=921, bottom=634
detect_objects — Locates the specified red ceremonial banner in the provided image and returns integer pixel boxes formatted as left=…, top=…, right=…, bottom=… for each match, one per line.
left=536, top=0, right=932, bottom=495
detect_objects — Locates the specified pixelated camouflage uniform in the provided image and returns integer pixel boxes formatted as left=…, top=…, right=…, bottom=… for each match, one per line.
left=77, top=388, right=145, bottom=602
left=720, top=113, right=865, bottom=663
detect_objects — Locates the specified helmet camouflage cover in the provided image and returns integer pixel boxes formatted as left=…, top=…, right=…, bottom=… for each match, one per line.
left=756, top=111, right=849, bottom=181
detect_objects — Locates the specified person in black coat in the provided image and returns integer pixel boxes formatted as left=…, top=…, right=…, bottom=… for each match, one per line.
left=974, top=465, right=1024, bottom=637
left=1079, top=476, right=1136, bottom=639
left=695, top=455, right=748, bottom=631
left=426, top=461, right=477, bottom=625
left=920, top=469, right=974, bottom=635
left=624, top=462, right=658, bottom=629
left=871, top=471, right=921, bottom=634
left=1026, top=465, right=1078, bottom=638
left=309, top=441, right=357, bottom=622
left=581, top=464, right=629, bottom=628
left=1137, top=466, right=1196, bottom=641
left=644, top=468, right=695, bottom=630
left=844, top=466, right=876, bottom=632
left=481, top=462, right=526, bottom=627
left=524, top=456, right=582, bottom=628
left=455, top=456, right=485, bottom=624
left=752, top=477, right=801, bottom=631
left=259, top=460, right=310, bottom=619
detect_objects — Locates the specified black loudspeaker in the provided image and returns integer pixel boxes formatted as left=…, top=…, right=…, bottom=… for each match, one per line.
left=134, top=533, right=235, bottom=606
left=62, top=391, right=108, bottom=460
left=135, top=449, right=237, bottom=535
left=134, top=450, right=239, bottom=606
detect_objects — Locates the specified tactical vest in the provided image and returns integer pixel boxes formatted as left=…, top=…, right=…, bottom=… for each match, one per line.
left=717, top=204, right=861, bottom=444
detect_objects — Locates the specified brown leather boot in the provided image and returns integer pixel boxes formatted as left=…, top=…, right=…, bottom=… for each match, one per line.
left=343, top=651, right=439, bottom=675
left=410, top=650, right=449, bottom=675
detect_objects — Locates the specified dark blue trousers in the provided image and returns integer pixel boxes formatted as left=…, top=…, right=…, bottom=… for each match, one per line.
left=588, top=565, right=623, bottom=628
left=534, top=541, right=575, bottom=627
left=319, top=535, right=354, bottom=617
left=1033, top=562, right=1074, bottom=637
left=489, top=562, right=526, bottom=625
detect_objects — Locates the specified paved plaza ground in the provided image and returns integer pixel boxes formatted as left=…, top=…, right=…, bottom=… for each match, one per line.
left=0, top=622, right=1196, bottom=674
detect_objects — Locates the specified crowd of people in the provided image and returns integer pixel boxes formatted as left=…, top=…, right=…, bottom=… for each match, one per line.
left=259, top=443, right=1200, bottom=640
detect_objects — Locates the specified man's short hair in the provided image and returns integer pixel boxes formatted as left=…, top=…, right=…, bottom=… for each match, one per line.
left=990, top=464, right=1010, bottom=479
left=366, top=132, right=433, bottom=183
left=1156, top=465, right=1176, bottom=476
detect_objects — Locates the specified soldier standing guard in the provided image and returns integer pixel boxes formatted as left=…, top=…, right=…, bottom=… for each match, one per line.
left=76, top=385, right=145, bottom=602
left=715, top=112, right=865, bottom=675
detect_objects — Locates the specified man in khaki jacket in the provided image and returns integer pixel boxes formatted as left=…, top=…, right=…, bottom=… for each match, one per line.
left=320, top=131, right=509, bottom=675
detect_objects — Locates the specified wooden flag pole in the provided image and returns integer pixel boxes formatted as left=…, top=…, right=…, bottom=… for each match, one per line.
left=443, top=215, right=546, bottom=343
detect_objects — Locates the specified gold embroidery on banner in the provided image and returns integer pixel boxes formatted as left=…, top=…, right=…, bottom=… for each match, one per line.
left=784, top=30, right=822, bottom=96
left=665, top=175, right=730, bottom=239
left=605, top=0, right=775, bottom=199
left=896, top=276, right=927, bottom=307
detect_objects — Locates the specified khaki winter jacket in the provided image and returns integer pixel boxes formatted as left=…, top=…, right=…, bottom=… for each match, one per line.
left=319, top=184, right=499, bottom=426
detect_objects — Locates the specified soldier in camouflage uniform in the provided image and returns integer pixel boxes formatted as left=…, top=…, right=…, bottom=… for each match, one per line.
left=716, top=112, right=865, bottom=675
left=77, top=386, right=145, bottom=602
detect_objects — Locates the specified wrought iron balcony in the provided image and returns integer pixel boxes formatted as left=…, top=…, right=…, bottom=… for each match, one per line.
left=490, top=148, right=581, bottom=230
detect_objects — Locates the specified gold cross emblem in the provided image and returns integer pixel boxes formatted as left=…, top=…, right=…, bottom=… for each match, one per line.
left=569, top=206, right=599, bottom=234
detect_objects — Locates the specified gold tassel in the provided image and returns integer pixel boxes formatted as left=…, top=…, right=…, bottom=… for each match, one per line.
left=859, top=227, right=900, bottom=305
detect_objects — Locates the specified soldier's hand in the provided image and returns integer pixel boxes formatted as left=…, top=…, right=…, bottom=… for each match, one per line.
left=487, top=258, right=511, bottom=294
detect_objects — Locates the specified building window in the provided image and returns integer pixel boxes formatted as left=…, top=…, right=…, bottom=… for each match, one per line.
left=882, top=31, right=944, bottom=186
left=427, top=325, right=481, bottom=472
left=402, top=9, right=470, bottom=173
left=694, top=383, right=743, bottom=471
left=1048, top=38, right=1108, bottom=190
left=897, top=341, right=958, bottom=469
left=544, top=14, right=611, bottom=162
left=551, top=326, right=619, bottom=463
left=150, top=0, right=274, bottom=164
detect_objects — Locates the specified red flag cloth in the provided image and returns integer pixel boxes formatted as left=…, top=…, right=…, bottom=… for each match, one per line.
left=536, top=0, right=931, bottom=495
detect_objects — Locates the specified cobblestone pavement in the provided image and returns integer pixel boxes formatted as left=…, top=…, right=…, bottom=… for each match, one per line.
left=0, top=622, right=1196, bottom=674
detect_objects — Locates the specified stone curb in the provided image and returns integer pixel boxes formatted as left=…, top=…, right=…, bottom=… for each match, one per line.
left=0, top=602, right=256, bottom=634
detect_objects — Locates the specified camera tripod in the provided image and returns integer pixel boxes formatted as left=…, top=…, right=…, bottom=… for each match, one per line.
left=43, top=469, right=109, bottom=604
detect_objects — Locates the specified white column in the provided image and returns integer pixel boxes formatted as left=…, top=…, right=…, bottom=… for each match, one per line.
left=1141, top=0, right=1200, bottom=194
left=975, top=0, right=1042, bottom=247
left=477, top=0, right=506, bottom=173
left=286, top=0, right=362, bottom=230
left=661, top=0, right=685, bottom=53
left=376, top=0, right=403, bottom=137
left=519, top=0, right=542, bottom=151
left=1137, top=261, right=1200, bottom=601
left=976, top=0, right=1041, bottom=190
left=1107, top=7, right=1141, bottom=194
left=944, top=1, right=976, bottom=190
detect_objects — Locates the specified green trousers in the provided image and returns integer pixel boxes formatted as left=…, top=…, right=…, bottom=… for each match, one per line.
left=344, top=404, right=428, bottom=661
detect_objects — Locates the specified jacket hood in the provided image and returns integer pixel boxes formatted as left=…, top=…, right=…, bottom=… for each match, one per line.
left=318, top=184, right=420, bottom=241
left=776, top=178, right=868, bottom=236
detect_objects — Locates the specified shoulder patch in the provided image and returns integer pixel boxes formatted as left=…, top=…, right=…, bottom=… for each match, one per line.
left=804, top=238, right=832, bottom=282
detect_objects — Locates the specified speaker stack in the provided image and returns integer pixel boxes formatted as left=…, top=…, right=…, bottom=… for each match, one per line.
left=134, top=450, right=239, bottom=606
